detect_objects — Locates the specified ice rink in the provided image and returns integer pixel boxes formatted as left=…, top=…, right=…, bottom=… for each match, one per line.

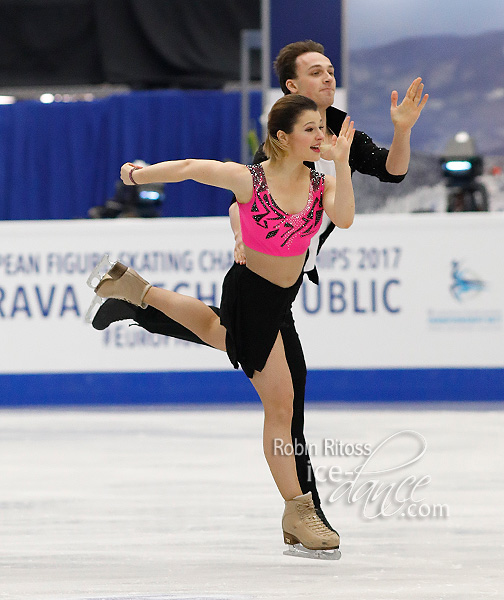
left=1, top=403, right=504, bottom=600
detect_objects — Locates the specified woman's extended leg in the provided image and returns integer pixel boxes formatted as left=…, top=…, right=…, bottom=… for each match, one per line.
left=143, top=287, right=226, bottom=351
left=93, top=261, right=225, bottom=350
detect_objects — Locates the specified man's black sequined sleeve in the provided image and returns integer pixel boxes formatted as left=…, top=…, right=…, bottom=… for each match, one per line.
left=349, top=130, right=406, bottom=183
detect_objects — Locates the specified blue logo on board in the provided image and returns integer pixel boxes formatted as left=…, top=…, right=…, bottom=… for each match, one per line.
left=450, top=260, right=485, bottom=302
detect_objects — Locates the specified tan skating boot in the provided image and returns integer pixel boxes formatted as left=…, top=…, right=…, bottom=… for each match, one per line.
left=282, top=492, right=340, bottom=551
left=94, top=262, right=152, bottom=308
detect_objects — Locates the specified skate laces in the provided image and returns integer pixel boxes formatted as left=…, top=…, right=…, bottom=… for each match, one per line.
left=297, top=499, right=334, bottom=537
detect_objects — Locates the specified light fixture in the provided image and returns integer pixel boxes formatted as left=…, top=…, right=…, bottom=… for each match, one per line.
left=40, top=93, right=55, bottom=104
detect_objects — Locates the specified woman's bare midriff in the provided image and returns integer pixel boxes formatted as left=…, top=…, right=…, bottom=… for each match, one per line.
left=244, top=246, right=305, bottom=288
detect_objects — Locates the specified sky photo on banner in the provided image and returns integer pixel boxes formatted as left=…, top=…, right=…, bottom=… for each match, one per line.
left=347, top=0, right=504, bottom=50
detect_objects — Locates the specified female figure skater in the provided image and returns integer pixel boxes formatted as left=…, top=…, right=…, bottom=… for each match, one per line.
left=90, top=94, right=354, bottom=558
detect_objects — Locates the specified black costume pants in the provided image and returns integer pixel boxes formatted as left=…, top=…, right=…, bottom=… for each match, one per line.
left=131, top=303, right=321, bottom=508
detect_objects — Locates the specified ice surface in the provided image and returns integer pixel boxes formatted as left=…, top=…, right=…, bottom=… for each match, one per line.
left=1, top=404, right=503, bottom=600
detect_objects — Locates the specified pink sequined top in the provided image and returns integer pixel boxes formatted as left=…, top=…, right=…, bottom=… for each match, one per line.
left=239, top=164, right=325, bottom=257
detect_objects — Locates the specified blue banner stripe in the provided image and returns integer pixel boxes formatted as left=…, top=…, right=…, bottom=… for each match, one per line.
left=0, top=369, right=503, bottom=407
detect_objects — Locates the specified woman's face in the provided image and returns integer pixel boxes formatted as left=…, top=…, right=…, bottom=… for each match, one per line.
left=281, top=109, right=325, bottom=161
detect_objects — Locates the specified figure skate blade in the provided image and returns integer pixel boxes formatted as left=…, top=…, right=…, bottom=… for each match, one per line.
left=283, top=543, right=341, bottom=561
left=84, top=294, right=104, bottom=324
left=86, top=254, right=115, bottom=289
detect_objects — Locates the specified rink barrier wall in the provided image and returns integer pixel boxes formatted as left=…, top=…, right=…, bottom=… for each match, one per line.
left=1, top=368, right=503, bottom=407
left=1, top=214, right=503, bottom=406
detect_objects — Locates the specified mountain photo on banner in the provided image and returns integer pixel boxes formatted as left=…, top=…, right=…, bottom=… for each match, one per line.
left=349, top=31, right=504, bottom=156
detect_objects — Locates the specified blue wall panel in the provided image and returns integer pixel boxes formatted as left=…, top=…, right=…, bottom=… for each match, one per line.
left=270, top=0, right=344, bottom=88
left=1, top=368, right=503, bottom=407
left=0, top=90, right=262, bottom=221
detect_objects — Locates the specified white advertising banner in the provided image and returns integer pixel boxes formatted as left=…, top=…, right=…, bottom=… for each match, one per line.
left=297, top=213, right=504, bottom=369
left=0, top=213, right=503, bottom=374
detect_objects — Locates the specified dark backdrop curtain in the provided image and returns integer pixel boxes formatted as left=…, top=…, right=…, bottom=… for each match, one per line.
left=0, top=0, right=103, bottom=86
left=0, top=0, right=261, bottom=88
left=0, top=89, right=262, bottom=220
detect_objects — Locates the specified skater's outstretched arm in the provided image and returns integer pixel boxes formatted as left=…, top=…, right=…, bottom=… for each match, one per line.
left=120, top=160, right=252, bottom=202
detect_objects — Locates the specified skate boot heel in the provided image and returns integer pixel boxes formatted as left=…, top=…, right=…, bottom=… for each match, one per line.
left=86, top=254, right=116, bottom=289
left=283, top=532, right=300, bottom=545
left=95, top=261, right=128, bottom=287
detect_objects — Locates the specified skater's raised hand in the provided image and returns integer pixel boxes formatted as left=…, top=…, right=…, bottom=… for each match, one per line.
left=390, top=77, right=429, bottom=132
left=321, top=116, right=355, bottom=164
left=319, top=116, right=355, bottom=229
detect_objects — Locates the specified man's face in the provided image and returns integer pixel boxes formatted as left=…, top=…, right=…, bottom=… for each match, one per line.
left=286, top=52, right=336, bottom=110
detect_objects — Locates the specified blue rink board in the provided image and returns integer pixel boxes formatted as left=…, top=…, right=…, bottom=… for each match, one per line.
left=0, top=368, right=503, bottom=406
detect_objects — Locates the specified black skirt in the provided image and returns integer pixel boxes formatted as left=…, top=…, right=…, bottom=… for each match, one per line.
left=220, top=263, right=303, bottom=378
